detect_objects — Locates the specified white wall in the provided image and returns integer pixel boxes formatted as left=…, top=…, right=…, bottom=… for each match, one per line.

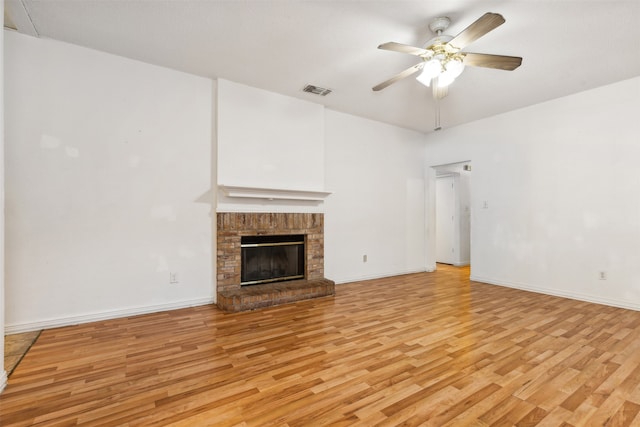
left=457, top=171, right=471, bottom=265
left=217, top=79, right=326, bottom=213
left=1, top=9, right=7, bottom=392
left=325, top=110, right=426, bottom=283
left=4, top=31, right=215, bottom=332
left=214, top=81, right=426, bottom=283
left=425, top=76, right=640, bottom=310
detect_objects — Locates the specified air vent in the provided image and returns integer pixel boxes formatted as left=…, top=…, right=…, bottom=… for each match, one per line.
left=303, top=84, right=332, bottom=96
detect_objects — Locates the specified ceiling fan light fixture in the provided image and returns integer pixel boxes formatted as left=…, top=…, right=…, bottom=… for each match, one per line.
left=436, top=71, right=456, bottom=88
left=416, top=59, right=441, bottom=87
left=416, top=55, right=465, bottom=88
left=437, top=57, right=465, bottom=87
left=445, top=58, right=465, bottom=78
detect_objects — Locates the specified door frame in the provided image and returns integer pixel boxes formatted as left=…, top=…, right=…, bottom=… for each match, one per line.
left=425, top=161, right=472, bottom=271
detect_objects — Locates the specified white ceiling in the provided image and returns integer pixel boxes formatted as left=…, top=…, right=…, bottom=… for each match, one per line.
left=5, top=0, right=640, bottom=134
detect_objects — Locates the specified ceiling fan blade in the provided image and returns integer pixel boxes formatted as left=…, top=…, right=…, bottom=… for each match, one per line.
left=378, top=42, right=430, bottom=57
left=447, top=13, right=505, bottom=51
left=372, top=63, right=424, bottom=91
left=463, top=52, right=522, bottom=70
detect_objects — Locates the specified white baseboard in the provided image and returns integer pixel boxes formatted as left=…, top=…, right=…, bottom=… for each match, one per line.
left=452, top=261, right=470, bottom=267
left=470, top=275, right=640, bottom=312
left=0, top=370, right=7, bottom=394
left=334, top=268, right=428, bottom=285
left=5, top=297, right=215, bottom=334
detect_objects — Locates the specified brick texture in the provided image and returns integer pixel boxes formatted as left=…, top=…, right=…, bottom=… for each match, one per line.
left=216, top=212, right=334, bottom=312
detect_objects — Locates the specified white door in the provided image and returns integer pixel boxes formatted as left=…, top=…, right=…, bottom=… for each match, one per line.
left=436, top=175, right=456, bottom=264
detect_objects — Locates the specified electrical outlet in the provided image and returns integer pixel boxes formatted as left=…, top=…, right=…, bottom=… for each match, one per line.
left=363, top=254, right=367, bottom=263
left=599, top=271, right=607, bottom=280
left=169, top=272, right=179, bottom=284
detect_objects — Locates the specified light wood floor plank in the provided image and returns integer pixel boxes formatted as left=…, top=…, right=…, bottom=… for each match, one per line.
left=3, top=265, right=640, bottom=425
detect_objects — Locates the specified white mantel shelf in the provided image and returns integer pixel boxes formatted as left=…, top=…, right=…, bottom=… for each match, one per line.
left=219, top=185, right=332, bottom=202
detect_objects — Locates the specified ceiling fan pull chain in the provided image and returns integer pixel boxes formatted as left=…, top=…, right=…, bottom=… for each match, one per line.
left=433, top=77, right=442, bottom=131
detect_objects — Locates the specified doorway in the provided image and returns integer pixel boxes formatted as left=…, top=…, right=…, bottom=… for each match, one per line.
left=430, top=161, right=471, bottom=270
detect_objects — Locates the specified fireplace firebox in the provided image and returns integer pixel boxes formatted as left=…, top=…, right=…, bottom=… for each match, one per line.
left=241, top=235, right=305, bottom=286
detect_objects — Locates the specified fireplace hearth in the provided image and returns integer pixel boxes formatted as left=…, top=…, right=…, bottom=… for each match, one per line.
left=216, top=212, right=335, bottom=312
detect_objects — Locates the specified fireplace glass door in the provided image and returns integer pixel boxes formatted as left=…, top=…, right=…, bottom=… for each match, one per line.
left=241, top=235, right=305, bottom=285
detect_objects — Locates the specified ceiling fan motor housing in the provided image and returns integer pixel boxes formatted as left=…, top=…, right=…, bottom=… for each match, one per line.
left=423, top=34, right=453, bottom=52
left=428, top=16, right=451, bottom=34
left=424, top=17, right=454, bottom=55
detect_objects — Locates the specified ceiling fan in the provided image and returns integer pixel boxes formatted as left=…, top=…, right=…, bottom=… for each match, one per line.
left=372, top=13, right=522, bottom=98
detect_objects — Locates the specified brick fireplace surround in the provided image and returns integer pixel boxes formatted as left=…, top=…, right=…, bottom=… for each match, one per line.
left=216, top=212, right=335, bottom=312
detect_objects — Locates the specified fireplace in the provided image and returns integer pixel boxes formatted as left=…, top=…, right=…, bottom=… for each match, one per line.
left=241, top=234, right=305, bottom=285
left=216, top=212, right=335, bottom=312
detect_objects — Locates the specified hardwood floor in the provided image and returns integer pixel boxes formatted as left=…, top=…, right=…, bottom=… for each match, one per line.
left=4, top=331, right=41, bottom=377
left=2, top=265, right=640, bottom=426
